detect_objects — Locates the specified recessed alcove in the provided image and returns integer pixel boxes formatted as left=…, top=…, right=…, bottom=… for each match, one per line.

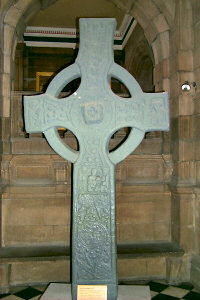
left=5, top=17, right=173, bottom=286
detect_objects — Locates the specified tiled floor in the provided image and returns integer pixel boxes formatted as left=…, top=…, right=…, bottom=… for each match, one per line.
left=148, top=282, right=200, bottom=299
left=0, top=281, right=200, bottom=299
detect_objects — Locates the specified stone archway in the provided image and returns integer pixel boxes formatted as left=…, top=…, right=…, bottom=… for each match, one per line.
left=125, top=23, right=155, bottom=93
left=1, top=0, right=172, bottom=119
left=1, top=0, right=41, bottom=118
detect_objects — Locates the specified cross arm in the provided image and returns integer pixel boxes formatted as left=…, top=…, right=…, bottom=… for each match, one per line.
left=113, top=91, right=169, bottom=132
left=108, top=63, right=169, bottom=132
left=24, top=93, right=79, bottom=163
left=108, top=92, right=169, bottom=165
left=143, top=92, right=169, bottom=132
left=24, top=93, right=76, bottom=133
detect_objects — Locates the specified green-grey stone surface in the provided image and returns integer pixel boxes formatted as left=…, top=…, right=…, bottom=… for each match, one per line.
left=24, top=18, right=169, bottom=300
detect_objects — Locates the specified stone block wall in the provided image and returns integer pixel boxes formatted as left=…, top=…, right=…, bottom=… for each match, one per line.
left=1, top=154, right=172, bottom=247
left=1, top=152, right=172, bottom=247
left=0, top=91, right=173, bottom=248
left=116, top=155, right=172, bottom=243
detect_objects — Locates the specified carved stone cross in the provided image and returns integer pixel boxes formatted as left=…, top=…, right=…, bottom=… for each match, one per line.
left=24, top=18, right=169, bottom=300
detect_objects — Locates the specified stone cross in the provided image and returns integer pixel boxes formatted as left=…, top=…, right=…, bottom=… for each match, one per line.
left=24, top=18, right=169, bottom=300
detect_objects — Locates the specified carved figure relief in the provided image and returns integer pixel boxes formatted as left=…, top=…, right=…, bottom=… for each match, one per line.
left=83, top=138, right=103, bottom=165
left=88, top=168, right=109, bottom=193
left=78, top=166, right=109, bottom=194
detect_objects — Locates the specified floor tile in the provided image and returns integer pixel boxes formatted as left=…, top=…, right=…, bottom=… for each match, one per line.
left=183, top=291, right=200, bottom=299
left=1, top=281, right=200, bottom=300
left=0, top=296, right=23, bottom=300
left=119, top=280, right=150, bottom=285
left=149, top=281, right=169, bottom=292
left=27, top=296, right=41, bottom=300
left=173, top=283, right=193, bottom=291
left=154, top=280, right=169, bottom=285
left=32, top=286, right=47, bottom=293
left=0, top=294, right=11, bottom=299
left=152, top=294, right=179, bottom=299
left=14, top=288, right=42, bottom=300
left=10, top=287, right=28, bottom=294
left=161, top=286, right=189, bottom=298
left=150, top=290, right=159, bottom=298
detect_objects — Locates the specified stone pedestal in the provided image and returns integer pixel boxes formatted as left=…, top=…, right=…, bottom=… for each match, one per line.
left=40, top=283, right=151, bottom=300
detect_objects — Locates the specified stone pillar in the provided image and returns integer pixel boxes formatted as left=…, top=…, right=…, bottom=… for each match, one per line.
left=191, top=0, right=200, bottom=289
left=170, top=0, right=195, bottom=186
left=0, top=264, right=10, bottom=294
left=168, top=1, right=196, bottom=261
left=14, top=43, right=24, bottom=91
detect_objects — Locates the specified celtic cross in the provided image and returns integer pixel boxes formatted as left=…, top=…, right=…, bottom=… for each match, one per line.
left=24, top=18, right=169, bottom=300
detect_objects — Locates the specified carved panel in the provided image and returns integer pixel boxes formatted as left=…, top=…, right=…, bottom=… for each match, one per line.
left=74, top=162, right=113, bottom=281
left=75, top=193, right=112, bottom=280
left=116, top=100, right=144, bottom=125
left=150, top=98, right=168, bottom=127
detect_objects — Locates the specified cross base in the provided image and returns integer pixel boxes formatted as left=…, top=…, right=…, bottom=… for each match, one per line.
left=72, top=283, right=117, bottom=300
left=40, top=283, right=151, bottom=300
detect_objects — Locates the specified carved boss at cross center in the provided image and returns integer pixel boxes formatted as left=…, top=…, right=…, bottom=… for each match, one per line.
left=24, top=18, right=169, bottom=300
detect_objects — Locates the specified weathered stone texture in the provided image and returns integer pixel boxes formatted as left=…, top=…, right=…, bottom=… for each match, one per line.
left=0, top=264, right=10, bottom=293
left=118, top=257, right=166, bottom=279
left=4, top=6, right=22, bottom=27
left=166, top=255, right=191, bottom=285
left=2, top=178, right=70, bottom=246
left=13, top=0, right=35, bottom=12
left=144, top=24, right=157, bottom=44
left=154, top=59, right=170, bottom=84
left=3, top=24, right=15, bottom=56
left=177, top=50, right=193, bottom=71
left=178, top=116, right=194, bottom=139
left=153, top=14, right=169, bottom=33
left=178, top=96, right=194, bottom=116
left=1, top=153, right=172, bottom=246
left=0, top=253, right=189, bottom=291
left=117, top=183, right=171, bottom=242
left=171, top=188, right=196, bottom=252
left=135, top=0, right=160, bottom=21
left=191, top=254, right=200, bottom=289
left=10, top=259, right=70, bottom=286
